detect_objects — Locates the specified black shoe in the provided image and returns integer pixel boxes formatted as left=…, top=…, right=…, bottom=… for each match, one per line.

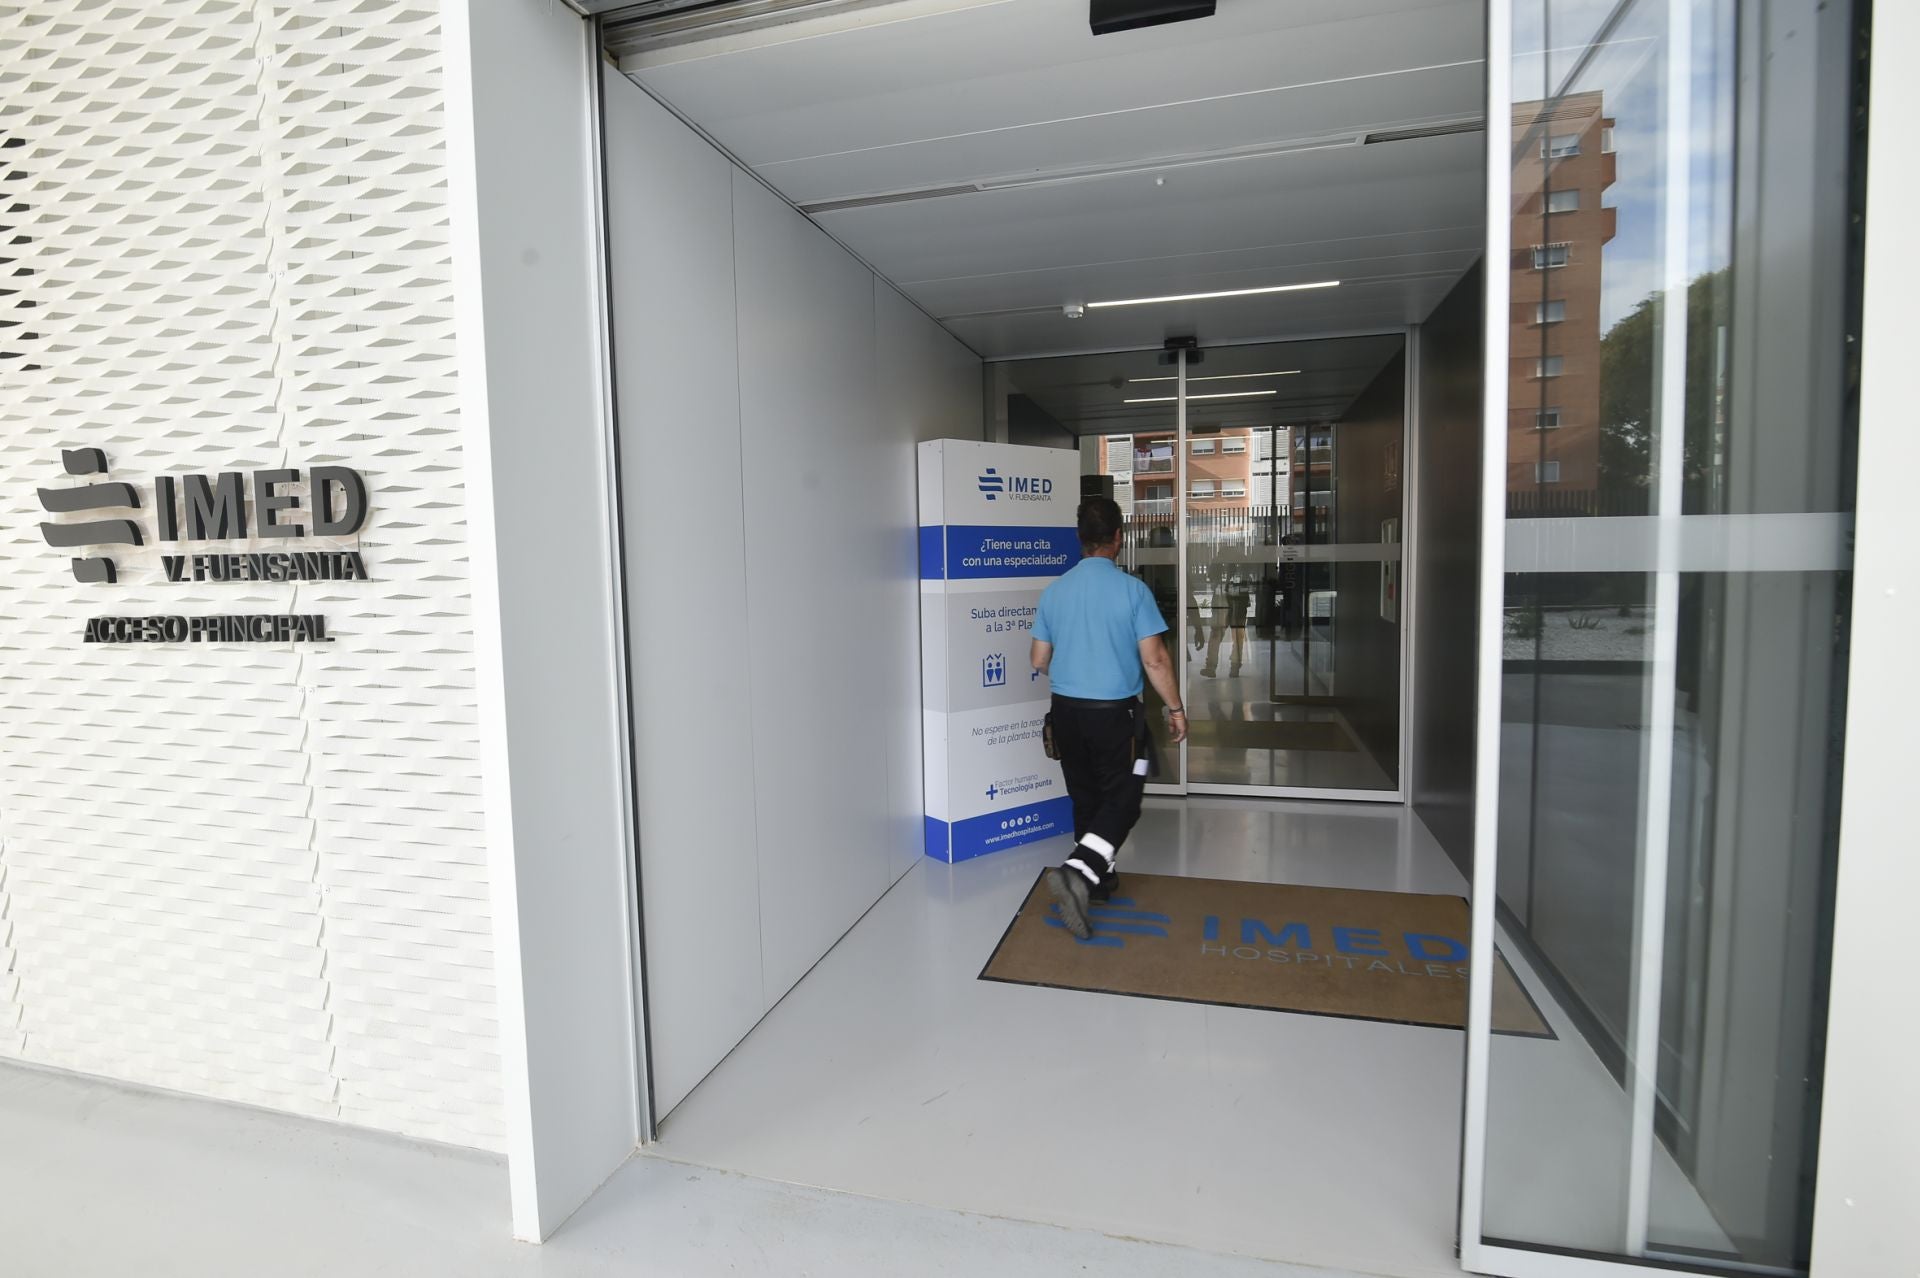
left=1090, top=870, right=1120, bottom=903
left=1044, top=866, right=1093, bottom=940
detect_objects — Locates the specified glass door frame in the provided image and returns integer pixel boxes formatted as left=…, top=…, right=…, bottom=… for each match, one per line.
left=1459, top=5, right=1668, bottom=1273
left=1147, top=348, right=1191, bottom=798
left=1141, top=336, right=1418, bottom=804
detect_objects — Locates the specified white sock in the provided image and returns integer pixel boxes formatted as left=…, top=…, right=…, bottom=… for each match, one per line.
left=1066, top=856, right=1102, bottom=887
left=1077, top=832, right=1116, bottom=867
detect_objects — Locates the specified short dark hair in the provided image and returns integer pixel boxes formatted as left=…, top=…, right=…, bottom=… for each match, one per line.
left=1077, top=496, right=1124, bottom=552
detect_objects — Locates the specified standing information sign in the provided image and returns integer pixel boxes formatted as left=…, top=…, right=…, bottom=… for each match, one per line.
left=919, top=440, right=1081, bottom=862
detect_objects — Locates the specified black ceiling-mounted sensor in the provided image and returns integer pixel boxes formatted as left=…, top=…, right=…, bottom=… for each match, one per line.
left=1090, top=0, right=1217, bottom=36
left=1157, top=336, right=1204, bottom=367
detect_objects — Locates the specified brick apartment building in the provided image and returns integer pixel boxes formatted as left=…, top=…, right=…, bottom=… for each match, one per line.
left=1510, top=91, right=1618, bottom=500
left=1099, top=426, right=1291, bottom=517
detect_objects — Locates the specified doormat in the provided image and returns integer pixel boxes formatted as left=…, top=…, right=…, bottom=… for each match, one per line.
left=1185, top=718, right=1356, bottom=752
left=981, top=872, right=1551, bottom=1037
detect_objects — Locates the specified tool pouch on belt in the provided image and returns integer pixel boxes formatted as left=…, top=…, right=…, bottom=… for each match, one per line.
left=1130, top=701, right=1160, bottom=779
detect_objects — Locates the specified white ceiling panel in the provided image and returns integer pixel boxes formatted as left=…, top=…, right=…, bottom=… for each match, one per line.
left=615, top=0, right=1486, bottom=359
left=764, top=65, right=1482, bottom=207
left=627, top=0, right=1477, bottom=164
left=823, top=132, right=1484, bottom=279
left=901, top=232, right=1483, bottom=319
left=1000, top=335, right=1407, bottom=440
left=947, top=278, right=1457, bottom=363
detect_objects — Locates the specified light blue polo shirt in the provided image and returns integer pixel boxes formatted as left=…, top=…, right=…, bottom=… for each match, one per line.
left=1032, top=557, right=1168, bottom=699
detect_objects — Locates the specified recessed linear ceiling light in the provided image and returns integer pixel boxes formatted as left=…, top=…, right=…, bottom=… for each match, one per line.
left=1087, top=281, right=1340, bottom=310
left=1123, top=390, right=1280, bottom=404
left=1130, top=370, right=1301, bottom=384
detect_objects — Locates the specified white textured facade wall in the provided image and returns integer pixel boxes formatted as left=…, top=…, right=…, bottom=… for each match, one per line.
left=0, top=0, right=502, bottom=1150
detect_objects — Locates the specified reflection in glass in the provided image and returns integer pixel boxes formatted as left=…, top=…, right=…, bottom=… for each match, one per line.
left=1483, top=0, right=1862, bottom=1273
left=993, top=336, right=1406, bottom=794
left=1174, top=342, right=1406, bottom=793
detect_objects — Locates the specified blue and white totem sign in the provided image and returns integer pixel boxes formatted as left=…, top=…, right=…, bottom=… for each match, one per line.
left=918, top=440, right=1081, bottom=862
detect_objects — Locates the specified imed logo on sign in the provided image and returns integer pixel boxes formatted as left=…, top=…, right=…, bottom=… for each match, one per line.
left=977, top=467, right=1053, bottom=503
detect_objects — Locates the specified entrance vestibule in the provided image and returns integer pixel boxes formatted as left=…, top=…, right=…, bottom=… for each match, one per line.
left=597, top=2, right=1863, bottom=1276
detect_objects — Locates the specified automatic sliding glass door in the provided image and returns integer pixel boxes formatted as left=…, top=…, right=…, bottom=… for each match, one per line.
left=1179, top=339, right=1407, bottom=796
left=1461, top=1, right=1863, bottom=1274
left=993, top=335, right=1408, bottom=799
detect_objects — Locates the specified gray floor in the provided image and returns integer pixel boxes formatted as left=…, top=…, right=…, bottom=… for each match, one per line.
left=654, top=796, right=1729, bottom=1272
left=1179, top=624, right=1399, bottom=791
left=2, top=796, right=1726, bottom=1275
left=0, top=1060, right=1359, bottom=1278
left=656, top=798, right=1471, bottom=1277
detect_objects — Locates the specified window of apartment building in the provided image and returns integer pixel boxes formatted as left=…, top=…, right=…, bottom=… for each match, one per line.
left=1189, top=480, right=1216, bottom=499
left=1534, top=356, right=1565, bottom=378
left=1545, top=189, right=1580, bottom=213
left=1533, top=243, right=1570, bottom=269
left=1535, top=299, right=1566, bottom=324
left=1221, top=480, right=1247, bottom=499
left=1105, top=437, right=1132, bottom=472
left=1600, top=125, right=1615, bottom=153
left=1535, top=407, right=1563, bottom=429
left=1141, top=483, right=1172, bottom=503
left=1221, top=435, right=1247, bottom=454
left=1135, top=441, right=1174, bottom=473
left=1543, top=133, right=1581, bottom=158
left=1191, top=438, right=1215, bottom=455
left=1533, top=461, right=1561, bottom=483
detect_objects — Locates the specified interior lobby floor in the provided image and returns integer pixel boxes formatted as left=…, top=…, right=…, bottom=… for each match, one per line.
left=656, top=796, right=1731, bottom=1276
left=1175, top=629, right=1399, bottom=791
left=655, top=798, right=1474, bottom=1278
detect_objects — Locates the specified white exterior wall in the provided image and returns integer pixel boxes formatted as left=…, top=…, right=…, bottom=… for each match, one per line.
left=0, top=1, right=501, bottom=1150
left=443, top=0, right=642, bottom=1241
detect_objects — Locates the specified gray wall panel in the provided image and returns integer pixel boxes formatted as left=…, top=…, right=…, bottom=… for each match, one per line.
left=603, top=73, right=761, bottom=1119
left=873, top=282, right=984, bottom=880
left=1410, top=264, right=1483, bottom=881
left=732, top=171, right=893, bottom=1002
left=608, top=81, right=983, bottom=1118
left=1331, top=350, right=1406, bottom=780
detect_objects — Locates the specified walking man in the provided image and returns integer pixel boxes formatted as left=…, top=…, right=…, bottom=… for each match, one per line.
left=1030, top=496, right=1187, bottom=940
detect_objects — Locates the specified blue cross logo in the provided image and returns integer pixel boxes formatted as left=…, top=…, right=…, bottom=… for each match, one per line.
left=985, top=784, right=999, bottom=800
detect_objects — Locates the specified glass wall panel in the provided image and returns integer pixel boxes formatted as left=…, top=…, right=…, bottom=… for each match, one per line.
left=990, top=350, right=1187, bottom=779
left=1183, top=339, right=1405, bottom=792
left=994, top=336, right=1407, bottom=796
left=1478, top=0, right=1863, bottom=1273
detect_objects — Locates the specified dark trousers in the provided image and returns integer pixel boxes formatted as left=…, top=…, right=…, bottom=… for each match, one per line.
left=1050, top=696, right=1146, bottom=858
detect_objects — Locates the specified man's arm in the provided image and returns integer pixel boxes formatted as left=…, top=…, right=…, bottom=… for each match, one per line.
left=1030, top=638, right=1053, bottom=676
left=1138, top=635, right=1187, bottom=743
